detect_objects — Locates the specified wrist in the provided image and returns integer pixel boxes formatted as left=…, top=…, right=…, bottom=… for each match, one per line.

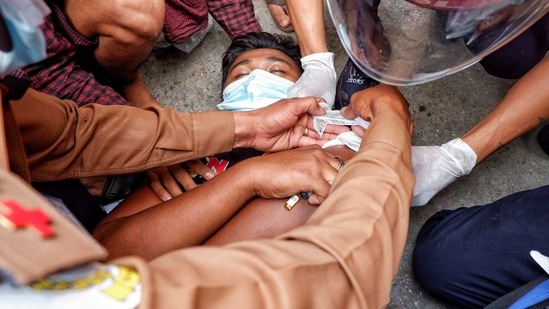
left=230, top=158, right=260, bottom=197
left=370, top=86, right=409, bottom=122
left=441, top=138, right=477, bottom=175
left=301, top=52, right=335, bottom=69
left=232, top=111, right=256, bottom=149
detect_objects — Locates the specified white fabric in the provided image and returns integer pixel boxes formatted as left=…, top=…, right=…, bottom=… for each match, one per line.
left=411, top=138, right=477, bottom=206
left=0, top=263, right=141, bottom=309
left=531, top=251, right=549, bottom=275
left=313, top=105, right=370, bottom=137
left=288, top=52, right=337, bottom=108
left=322, top=131, right=363, bottom=151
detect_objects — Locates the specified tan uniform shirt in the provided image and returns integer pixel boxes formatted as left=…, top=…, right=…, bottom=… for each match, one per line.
left=1, top=86, right=413, bottom=308
left=117, top=112, right=414, bottom=308
left=11, top=88, right=236, bottom=181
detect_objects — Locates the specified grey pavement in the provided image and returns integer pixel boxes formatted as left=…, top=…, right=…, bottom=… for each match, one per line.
left=141, top=1, right=549, bottom=307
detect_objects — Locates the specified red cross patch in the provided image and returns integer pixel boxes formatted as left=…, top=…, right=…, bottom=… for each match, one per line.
left=0, top=200, right=55, bottom=238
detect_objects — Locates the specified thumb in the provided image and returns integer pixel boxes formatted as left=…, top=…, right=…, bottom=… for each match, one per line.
left=340, top=106, right=359, bottom=120
left=289, top=96, right=328, bottom=116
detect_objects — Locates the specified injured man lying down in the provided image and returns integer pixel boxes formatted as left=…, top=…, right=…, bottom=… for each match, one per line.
left=92, top=32, right=374, bottom=261
left=215, top=31, right=370, bottom=171
left=215, top=32, right=464, bottom=210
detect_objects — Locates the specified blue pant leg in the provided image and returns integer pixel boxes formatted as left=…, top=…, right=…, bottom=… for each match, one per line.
left=413, top=185, right=549, bottom=309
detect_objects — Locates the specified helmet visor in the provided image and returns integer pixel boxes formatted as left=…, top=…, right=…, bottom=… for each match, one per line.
left=327, top=0, right=549, bottom=85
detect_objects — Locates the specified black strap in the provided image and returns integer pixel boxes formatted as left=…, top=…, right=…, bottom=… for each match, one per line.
left=32, top=179, right=107, bottom=233
left=1, top=78, right=31, bottom=182
left=486, top=274, right=549, bottom=309
left=1, top=75, right=30, bottom=100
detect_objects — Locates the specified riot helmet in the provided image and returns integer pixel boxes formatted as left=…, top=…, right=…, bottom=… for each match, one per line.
left=327, top=0, right=549, bottom=85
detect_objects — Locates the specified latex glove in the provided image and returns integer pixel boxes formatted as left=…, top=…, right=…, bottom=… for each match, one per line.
left=288, top=52, right=337, bottom=108
left=411, top=138, right=477, bottom=206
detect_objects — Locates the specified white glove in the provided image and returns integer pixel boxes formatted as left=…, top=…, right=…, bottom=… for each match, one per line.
left=288, top=52, right=337, bottom=108
left=411, top=138, right=477, bottom=206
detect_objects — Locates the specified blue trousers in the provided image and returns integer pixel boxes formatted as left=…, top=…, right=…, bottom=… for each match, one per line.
left=413, top=185, right=549, bottom=309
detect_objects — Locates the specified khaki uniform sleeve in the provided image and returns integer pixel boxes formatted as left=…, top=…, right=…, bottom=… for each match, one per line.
left=116, top=111, right=415, bottom=309
left=11, top=89, right=235, bottom=181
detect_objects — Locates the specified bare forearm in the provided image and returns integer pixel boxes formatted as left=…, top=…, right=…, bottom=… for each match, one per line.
left=95, top=37, right=150, bottom=82
left=121, top=72, right=162, bottom=109
left=286, top=0, right=328, bottom=55
left=65, top=0, right=163, bottom=107
left=462, top=57, right=549, bottom=163
left=95, top=36, right=157, bottom=108
left=94, top=145, right=340, bottom=261
left=94, top=163, right=255, bottom=261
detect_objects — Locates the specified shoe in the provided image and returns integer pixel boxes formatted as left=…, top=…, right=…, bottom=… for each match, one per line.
left=335, top=58, right=379, bottom=110
left=537, top=123, right=549, bottom=156
left=265, top=0, right=294, bottom=32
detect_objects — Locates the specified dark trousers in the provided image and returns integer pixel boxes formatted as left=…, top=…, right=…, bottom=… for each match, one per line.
left=413, top=185, right=549, bottom=309
left=33, top=179, right=106, bottom=233
left=476, top=14, right=549, bottom=79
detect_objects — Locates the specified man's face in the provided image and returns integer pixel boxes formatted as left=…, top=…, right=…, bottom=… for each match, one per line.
left=224, top=48, right=302, bottom=88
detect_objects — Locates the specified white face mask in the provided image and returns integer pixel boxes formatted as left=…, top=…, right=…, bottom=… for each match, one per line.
left=217, top=69, right=294, bottom=112
left=0, top=0, right=50, bottom=75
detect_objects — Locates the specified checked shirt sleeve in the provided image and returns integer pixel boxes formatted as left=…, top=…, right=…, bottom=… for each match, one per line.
left=9, top=6, right=131, bottom=107
left=208, top=0, right=261, bottom=39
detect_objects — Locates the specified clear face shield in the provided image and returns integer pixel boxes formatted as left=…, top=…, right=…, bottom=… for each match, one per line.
left=327, top=0, right=549, bottom=86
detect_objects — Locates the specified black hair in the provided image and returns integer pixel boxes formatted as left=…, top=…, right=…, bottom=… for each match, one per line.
left=221, top=32, right=303, bottom=85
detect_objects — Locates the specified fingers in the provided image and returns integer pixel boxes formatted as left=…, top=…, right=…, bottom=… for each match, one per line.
left=333, top=156, right=346, bottom=172
left=324, top=123, right=351, bottom=135
left=302, top=125, right=345, bottom=140
left=340, top=105, right=361, bottom=121
left=304, top=152, right=343, bottom=204
left=147, top=164, right=201, bottom=201
left=169, top=164, right=197, bottom=192
left=249, top=146, right=339, bottom=201
left=351, top=124, right=367, bottom=137
left=287, top=96, right=329, bottom=116
left=147, top=161, right=214, bottom=202
left=340, top=85, right=411, bottom=129
left=186, top=159, right=215, bottom=181
left=147, top=169, right=173, bottom=201
left=304, top=117, right=350, bottom=136
left=268, top=4, right=293, bottom=32
left=79, top=176, right=108, bottom=197
left=298, top=116, right=351, bottom=147
left=244, top=97, right=326, bottom=152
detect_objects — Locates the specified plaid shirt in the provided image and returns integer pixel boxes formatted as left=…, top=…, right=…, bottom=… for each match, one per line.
left=9, top=2, right=130, bottom=106
left=164, top=0, right=261, bottom=43
left=10, top=0, right=260, bottom=107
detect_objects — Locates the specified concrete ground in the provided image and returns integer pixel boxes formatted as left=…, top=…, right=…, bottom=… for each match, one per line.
left=141, top=1, right=549, bottom=307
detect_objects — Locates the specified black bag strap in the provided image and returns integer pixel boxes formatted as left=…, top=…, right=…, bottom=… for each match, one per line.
left=486, top=274, right=549, bottom=309
left=0, top=76, right=31, bottom=181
